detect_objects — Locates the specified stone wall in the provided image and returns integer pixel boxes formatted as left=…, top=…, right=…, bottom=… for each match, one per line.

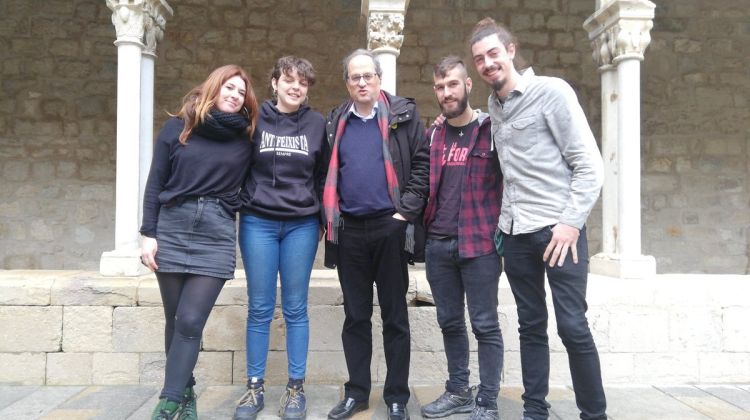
left=0, top=0, right=748, bottom=273
left=2, top=270, right=749, bottom=385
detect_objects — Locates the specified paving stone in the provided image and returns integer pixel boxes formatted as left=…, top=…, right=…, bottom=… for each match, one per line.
left=605, top=386, right=709, bottom=419
left=125, top=387, right=160, bottom=420
left=2, top=384, right=750, bottom=419
left=0, top=386, right=84, bottom=419
left=658, top=386, right=749, bottom=419
left=490, top=386, right=528, bottom=419
left=698, top=385, right=750, bottom=411
left=47, top=385, right=157, bottom=420
left=0, top=385, right=39, bottom=410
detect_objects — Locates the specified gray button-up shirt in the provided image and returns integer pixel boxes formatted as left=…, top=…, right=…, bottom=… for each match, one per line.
left=488, top=68, right=604, bottom=235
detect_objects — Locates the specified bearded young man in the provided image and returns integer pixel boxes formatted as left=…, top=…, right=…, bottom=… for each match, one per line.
left=470, top=17, right=607, bottom=420
left=420, top=56, right=504, bottom=420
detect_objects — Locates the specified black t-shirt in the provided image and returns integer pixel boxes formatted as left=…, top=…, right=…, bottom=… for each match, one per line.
left=428, top=120, right=478, bottom=237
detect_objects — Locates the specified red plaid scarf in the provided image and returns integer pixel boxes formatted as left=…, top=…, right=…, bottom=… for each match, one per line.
left=323, top=91, right=401, bottom=243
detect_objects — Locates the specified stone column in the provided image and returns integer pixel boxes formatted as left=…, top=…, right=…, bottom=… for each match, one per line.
left=101, top=0, right=171, bottom=276
left=362, top=0, right=409, bottom=95
left=139, top=1, right=172, bottom=227
left=584, top=0, right=656, bottom=278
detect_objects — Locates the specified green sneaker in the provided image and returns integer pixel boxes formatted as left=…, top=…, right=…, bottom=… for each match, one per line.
left=151, top=398, right=181, bottom=420
left=178, top=387, right=198, bottom=420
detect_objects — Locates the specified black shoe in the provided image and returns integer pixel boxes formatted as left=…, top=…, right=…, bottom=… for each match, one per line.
left=420, top=389, right=474, bottom=418
left=387, top=402, right=409, bottom=420
left=327, top=397, right=368, bottom=419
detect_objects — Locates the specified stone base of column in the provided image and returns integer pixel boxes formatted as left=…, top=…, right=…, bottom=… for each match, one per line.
left=590, top=253, right=656, bottom=279
left=100, top=249, right=149, bottom=276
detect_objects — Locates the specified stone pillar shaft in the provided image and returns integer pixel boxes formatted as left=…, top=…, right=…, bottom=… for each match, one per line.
left=113, top=41, right=142, bottom=251
left=139, top=55, right=155, bottom=227
left=600, top=67, right=618, bottom=254
left=616, top=59, right=642, bottom=256
left=584, top=0, right=656, bottom=278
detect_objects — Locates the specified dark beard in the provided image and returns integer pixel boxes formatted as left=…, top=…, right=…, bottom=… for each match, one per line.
left=491, top=78, right=506, bottom=93
left=440, top=88, right=469, bottom=119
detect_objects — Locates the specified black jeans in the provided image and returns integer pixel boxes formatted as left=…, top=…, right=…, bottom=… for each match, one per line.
left=425, top=237, right=503, bottom=405
left=504, top=226, right=606, bottom=420
left=336, top=214, right=411, bottom=405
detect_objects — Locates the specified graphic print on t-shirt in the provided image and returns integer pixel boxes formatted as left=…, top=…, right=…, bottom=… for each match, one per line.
left=443, top=141, right=469, bottom=167
left=259, top=131, right=309, bottom=157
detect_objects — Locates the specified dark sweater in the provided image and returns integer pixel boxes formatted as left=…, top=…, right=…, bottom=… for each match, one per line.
left=338, top=116, right=393, bottom=217
left=239, top=100, right=327, bottom=219
left=140, top=117, right=252, bottom=237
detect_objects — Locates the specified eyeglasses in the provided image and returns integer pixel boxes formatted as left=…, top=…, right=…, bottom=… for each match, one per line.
left=347, top=73, right=378, bottom=84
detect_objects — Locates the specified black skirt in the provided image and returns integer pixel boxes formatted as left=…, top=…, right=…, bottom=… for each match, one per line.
left=155, top=197, right=236, bottom=280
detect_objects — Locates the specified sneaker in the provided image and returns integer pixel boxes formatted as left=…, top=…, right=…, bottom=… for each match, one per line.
left=151, top=398, right=181, bottom=420
left=279, top=384, right=306, bottom=419
left=178, top=387, right=197, bottom=420
left=233, top=382, right=265, bottom=420
left=468, top=404, right=499, bottom=420
left=420, top=390, right=474, bottom=418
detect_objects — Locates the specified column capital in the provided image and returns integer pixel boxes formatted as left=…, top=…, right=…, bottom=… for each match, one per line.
left=367, top=12, right=405, bottom=52
left=143, top=0, right=173, bottom=57
left=583, top=0, right=655, bottom=65
left=107, top=0, right=146, bottom=46
left=361, top=0, right=409, bottom=53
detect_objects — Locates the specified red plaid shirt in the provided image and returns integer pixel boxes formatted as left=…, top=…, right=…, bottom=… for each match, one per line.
left=423, top=114, right=503, bottom=258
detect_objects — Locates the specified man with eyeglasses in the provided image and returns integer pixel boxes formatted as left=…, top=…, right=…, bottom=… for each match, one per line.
left=420, top=55, right=504, bottom=420
left=323, top=48, right=429, bottom=420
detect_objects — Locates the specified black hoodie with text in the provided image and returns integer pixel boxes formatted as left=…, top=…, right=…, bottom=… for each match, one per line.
left=239, top=100, right=327, bottom=220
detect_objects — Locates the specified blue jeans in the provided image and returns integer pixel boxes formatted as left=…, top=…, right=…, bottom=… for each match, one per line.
left=504, top=226, right=606, bottom=420
left=238, top=213, right=319, bottom=380
left=425, top=237, right=503, bottom=404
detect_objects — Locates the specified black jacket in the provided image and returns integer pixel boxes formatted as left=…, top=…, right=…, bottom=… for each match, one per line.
left=323, top=91, right=429, bottom=267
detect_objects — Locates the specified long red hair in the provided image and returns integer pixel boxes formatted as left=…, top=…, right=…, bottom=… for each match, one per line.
left=173, top=64, right=258, bottom=144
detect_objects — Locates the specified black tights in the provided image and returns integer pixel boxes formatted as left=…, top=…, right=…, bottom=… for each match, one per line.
left=156, top=272, right=225, bottom=402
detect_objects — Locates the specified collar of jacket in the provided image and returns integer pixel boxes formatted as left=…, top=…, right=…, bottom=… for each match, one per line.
left=328, top=91, right=416, bottom=125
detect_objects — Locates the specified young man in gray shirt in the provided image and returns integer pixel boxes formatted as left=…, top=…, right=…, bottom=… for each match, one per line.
left=469, top=17, right=607, bottom=420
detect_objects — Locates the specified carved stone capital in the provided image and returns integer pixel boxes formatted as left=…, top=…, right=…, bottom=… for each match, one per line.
left=367, top=12, right=405, bottom=51
left=611, top=18, right=653, bottom=63
left=143, top=0, right=173, bottom=56
left=583, top=0, right=655, bottom=66
left=107, top=0, right=146, bottom=45
left=107, top=0, right=172, bottom=54
left=590, top=31, right=613, bottom=68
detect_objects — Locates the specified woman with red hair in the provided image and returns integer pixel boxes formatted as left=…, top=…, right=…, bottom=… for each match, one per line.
left=140, top=64, right=258, bottom=420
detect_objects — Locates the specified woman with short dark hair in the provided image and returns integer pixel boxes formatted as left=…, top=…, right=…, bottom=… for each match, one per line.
left=233, top=56, right=328, bottom=420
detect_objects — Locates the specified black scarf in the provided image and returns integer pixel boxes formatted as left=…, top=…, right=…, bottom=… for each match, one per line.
left=193, top=109, right=249, bottom=141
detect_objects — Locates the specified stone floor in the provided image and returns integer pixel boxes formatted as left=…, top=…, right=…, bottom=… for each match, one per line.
left=1, top=384, right=750, bottom=419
